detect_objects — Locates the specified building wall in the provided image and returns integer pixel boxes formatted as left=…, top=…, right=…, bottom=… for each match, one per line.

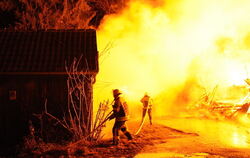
left=0, top=75, right=94, bottom=146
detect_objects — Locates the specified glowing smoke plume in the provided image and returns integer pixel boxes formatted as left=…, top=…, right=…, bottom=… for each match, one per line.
left=95, top=0, right=250, bottom=116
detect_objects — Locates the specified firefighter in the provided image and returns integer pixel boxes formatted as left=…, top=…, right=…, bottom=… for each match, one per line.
left=108, top=89, right=133, bottom=145
left=140, top=92, right=153, bottom=125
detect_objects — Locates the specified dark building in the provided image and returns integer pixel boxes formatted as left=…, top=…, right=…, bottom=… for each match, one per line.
left=0, top=30, right=98, bottom=153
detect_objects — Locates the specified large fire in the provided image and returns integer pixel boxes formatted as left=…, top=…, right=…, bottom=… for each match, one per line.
left=95, top=0, right=250, bottom=113
left=2, top=0, right=250, bottom=150
left=95, top=0, right=250, bottom=147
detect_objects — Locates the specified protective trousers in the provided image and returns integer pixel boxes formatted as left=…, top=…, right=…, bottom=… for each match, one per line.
left=142, top=108, right=152, bottom=125
left=112, top=121, right=132, bottom=145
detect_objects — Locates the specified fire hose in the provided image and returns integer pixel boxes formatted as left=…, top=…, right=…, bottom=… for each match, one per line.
left=100, top=108, right=147, bottom=136
left=134, top=106, right=149, bottom=135
left=97, top=100, right=150, bottom=136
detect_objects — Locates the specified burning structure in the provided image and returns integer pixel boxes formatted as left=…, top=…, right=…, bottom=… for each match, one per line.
left=1, top=0, right=250, bottom=156
left=95, top=0, right=250, bottom=148
left=96, top=0, right=250, bottom=114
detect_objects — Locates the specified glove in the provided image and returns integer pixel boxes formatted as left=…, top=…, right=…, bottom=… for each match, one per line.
left=108, top=113, right=115, bottom=120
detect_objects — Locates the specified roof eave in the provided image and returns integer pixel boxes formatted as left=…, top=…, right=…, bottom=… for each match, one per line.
left=0, top=71, right=98, bottom=75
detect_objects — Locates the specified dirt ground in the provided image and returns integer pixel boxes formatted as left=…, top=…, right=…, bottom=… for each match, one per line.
left=151, top=117, right=250, bottom=158
left=17, top=120, right=198, bottom=157
left=84, top=121, right=198, bottom=158
left=17, top=118, right=250, bottom=158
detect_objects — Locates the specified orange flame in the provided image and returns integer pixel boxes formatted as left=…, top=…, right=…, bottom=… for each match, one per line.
left=95, top=0, right=250, bottom=116
left=94, top=0, right=250, bottom=148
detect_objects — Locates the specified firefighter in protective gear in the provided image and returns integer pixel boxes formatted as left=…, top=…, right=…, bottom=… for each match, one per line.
left=108, top=89, right=133, bottom=145
left=140, top=92, right=153, bottom=125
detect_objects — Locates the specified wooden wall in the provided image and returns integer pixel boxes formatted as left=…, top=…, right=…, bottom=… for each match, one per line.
left=0, top=75, right=93, bottom=147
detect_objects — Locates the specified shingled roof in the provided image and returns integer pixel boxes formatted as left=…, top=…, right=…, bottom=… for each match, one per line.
left=0, top=29, right=98, bottom=75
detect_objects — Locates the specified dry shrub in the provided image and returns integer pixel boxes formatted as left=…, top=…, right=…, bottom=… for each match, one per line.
left=16, top=0, right=92, bottom=30
left=33, top=56, right=111, bottom=142
left=14, top=0, right=128, bottom=30
left=0, top=0, right=15, bottom=11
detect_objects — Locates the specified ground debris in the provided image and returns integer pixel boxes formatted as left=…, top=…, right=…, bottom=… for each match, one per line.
left=18, top=122, right=190, bottom=157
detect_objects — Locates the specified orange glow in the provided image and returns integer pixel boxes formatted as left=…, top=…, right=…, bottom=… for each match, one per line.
left=95, top=0, right=250, bottom=113
left=232, top=131, right=248, bottom=147
left=94, top=0, right=250, bottom=147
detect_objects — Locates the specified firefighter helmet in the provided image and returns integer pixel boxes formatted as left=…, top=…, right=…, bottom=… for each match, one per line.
left=113, top=89, right=122, bottom=96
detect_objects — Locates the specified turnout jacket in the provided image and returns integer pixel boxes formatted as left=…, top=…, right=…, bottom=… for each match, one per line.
left=109, top=95, right=129, bottom=121
left=140, top=95, right=152, bottom=109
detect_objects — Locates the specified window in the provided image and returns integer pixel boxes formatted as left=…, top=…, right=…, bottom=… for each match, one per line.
left=9, top=90, right=16, bottom=100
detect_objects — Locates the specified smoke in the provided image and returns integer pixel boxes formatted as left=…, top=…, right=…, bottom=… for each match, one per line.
left=2, top=0, right=250, bottom=117
left=95, top=0, right=250, bottom=117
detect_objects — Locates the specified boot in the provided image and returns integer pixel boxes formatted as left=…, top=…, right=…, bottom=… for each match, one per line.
left=112, top=137, right=119, bottom=145
left=125, top=132, right=133, bottom=140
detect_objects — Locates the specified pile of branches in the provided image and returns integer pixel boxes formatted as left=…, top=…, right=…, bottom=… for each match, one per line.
left=189, top=86, right=250, bottom=120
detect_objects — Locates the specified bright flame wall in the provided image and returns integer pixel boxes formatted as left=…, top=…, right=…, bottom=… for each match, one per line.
left=94, top=0, right=250, bottom=117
